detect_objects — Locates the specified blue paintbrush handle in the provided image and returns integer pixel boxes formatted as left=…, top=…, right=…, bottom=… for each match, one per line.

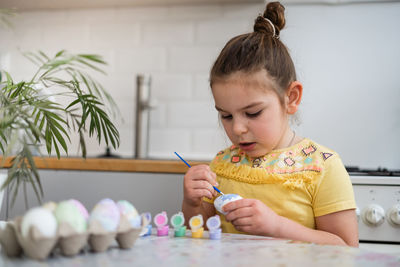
left=174, top=152, right=191, bottom=168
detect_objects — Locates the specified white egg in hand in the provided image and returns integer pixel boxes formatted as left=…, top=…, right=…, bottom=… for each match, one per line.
left=21, top=207, right=57, bottom=238
left=214, top=194, right=243, bottom=215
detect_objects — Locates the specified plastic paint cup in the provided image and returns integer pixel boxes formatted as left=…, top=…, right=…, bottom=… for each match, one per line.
left=154, top=211, right=168, bottom=227
left=171, top=212, right=186, bottom=237
left=206, top=215, right=221, bottom=240
left=140, top=212, right=152, bottom=237
left=206, top=215, right=221, bottom=231
left=171, top=212, right=185, bottom=228
left=174, top=226, right=187, bottom=237
left=189, top=214, right=203, bottom=232
left=143, top=224, right=152, bottom=236
left=191, top=227, right=204, bottom=238
left=154, top=211, right=169, bottom=236
left=189, top=214, right=204, bottom=238
left=209, top=228, right=222, bottom=240
left=143, top=212, right=152, bottom=224
left=157, top=225, right=169, bottom=236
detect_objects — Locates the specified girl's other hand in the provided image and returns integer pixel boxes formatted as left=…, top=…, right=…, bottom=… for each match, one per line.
left=183, top=165, right=218, bottom=208
left=223, top=198, right=282, bottom=236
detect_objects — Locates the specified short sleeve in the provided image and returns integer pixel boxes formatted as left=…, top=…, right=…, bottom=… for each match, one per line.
left=312, top=155, right=356, bottom=217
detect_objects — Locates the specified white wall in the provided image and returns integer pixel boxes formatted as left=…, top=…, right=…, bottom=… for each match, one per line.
left=1, top=2, right=399, bottom=169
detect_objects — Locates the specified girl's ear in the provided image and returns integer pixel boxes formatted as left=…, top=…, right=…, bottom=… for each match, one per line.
left=286, top=81, right=303, bottom=115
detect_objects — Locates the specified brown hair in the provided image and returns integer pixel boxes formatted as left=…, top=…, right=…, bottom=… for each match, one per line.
left=210, top=2, right=296, bottom=102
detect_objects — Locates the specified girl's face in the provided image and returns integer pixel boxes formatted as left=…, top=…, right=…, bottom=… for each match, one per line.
left=212, top=70, right=292, bottom=158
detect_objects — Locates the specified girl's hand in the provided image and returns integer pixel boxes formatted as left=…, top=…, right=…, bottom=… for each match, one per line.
left=183, top=165, right=218, bottom=208
left=223, top=198, right=282, bottom=236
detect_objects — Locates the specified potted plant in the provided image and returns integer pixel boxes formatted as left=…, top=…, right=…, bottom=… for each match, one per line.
left=0, top=8, right=14, bottom=29
left=0, top=49, right=120, bottom=212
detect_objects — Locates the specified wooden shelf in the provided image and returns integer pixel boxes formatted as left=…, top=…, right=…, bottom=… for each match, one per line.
left=0, top=157, right=208, bottom=174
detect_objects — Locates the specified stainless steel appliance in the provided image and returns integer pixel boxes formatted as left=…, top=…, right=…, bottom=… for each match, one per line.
left=348, top=167, right=400, bottom=253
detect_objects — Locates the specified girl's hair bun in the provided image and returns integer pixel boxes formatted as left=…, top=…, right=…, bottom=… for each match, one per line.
left=254, top=1, right=285, bottom=38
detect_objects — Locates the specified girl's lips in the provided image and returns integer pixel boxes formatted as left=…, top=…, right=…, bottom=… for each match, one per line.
left=239, top=142, right=256, bottom=151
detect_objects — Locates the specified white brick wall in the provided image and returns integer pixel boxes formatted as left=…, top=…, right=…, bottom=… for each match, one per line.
left=0, top=3, right=248, bottom=160
left=1, top=3, right=400, bottom=168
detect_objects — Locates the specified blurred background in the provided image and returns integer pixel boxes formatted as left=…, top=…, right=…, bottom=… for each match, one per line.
left=1, top=0, right=399, bottom=168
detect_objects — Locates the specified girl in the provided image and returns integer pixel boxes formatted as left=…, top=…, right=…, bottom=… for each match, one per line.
left=182, top=2, right=358, bottom=247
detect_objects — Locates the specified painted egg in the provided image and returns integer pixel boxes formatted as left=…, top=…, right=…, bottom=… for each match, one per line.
left=54, top=200, right=87, bottom=233
left=214, top=194, right=243, bottom=215
left=42, top=201, right=57, bottom=212
left=69, top=199, right=89, bottom=220
left=99, top=198, right=115, bottom=205
left=89, top=198, right=120, bottom=232
left=21, top=207, right=57, bottom=238
left=117, top=200, right=141, bottom=228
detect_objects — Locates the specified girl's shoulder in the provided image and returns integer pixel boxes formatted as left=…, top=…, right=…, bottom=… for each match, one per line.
left=209, top=139, right=343, bottom=187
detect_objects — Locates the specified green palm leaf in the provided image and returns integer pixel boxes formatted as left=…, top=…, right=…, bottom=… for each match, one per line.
left=0, top=50, right=120, bottom=210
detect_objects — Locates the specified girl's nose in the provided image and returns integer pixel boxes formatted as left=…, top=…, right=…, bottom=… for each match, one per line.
left=232, top=118, right=248, bottom=135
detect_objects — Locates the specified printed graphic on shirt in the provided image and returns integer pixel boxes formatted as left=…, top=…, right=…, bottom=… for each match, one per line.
left=210, top=139, right=337, bottom=188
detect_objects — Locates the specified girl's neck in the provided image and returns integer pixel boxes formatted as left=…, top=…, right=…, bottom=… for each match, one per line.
left=275, top=126, right=298, bottom=150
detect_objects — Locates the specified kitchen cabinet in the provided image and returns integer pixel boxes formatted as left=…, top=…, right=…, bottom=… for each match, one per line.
left=0, top=157, right=206, bottom=220
left=0, top=169, right=185, bottom=221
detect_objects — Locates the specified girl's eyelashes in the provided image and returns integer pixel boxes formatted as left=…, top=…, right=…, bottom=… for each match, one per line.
left=246, top=110, right=262, bottom=118
left=219, top=110, right=262, bottom=120
left=220, top=114, right=232, bottom=120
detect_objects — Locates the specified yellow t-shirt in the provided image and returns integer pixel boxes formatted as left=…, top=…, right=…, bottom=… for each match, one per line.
left=203, top=138, right=356, bottom=234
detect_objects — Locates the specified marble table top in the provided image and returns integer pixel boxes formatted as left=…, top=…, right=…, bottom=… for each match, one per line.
left=1, top=230, right=399, bottom=267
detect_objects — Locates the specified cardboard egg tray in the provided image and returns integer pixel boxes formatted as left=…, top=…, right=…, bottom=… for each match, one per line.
left=0, top=214, right=147, bottom=261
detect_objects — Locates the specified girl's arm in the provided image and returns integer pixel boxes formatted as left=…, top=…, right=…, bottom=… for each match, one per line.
left=314, top=209, right=359, bottom=247
left=274, top=209, right=358, bottom=246
left=223, top=199, right=358, bottom=247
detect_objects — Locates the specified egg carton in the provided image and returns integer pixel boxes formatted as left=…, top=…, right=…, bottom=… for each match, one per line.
left=0, top=203, right=149, bottom=261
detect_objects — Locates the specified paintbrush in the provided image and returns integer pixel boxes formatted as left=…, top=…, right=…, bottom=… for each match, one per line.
left=174, top=151, right=224, bottom=195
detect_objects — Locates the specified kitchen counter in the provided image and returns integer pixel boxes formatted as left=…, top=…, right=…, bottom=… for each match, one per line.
left=0, top=157, right=207, bottom=174
left=1, top=231, right=399, bottom=267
